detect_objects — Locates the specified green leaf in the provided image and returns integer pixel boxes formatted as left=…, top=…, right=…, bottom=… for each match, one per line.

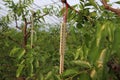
left=10, top=47, right=20, bottom=56
left=96, top=24, right=106, bottom=47
left=53, top=75, right=61, bottom=80
left=79, top=72, right=91, bottom=80
left=38, top=73, right=44, bottom=80
left=90, top=69, right=97, bottom=79
left=18, top=49, right=25, bottom=59
left=17, top=8, right=23, bottom=16
left=115, top=1, right=120, bottom=4
left=90, top=11, right=97, bottom=17
left=88, top=40, right=99, bottom=63
left=97, top=48, right=107, bottom=68
left=102, top=21, right=115, bottom=42
left=29, top=63, right=33, bottom=77
left=16, top=64, right=24, bottom=77
left=112, top=27, right=120, bottom=57
left=89, top=0, right=98, bottom=9
left=62, top=69, right=78, bottom=78
left=45, top=71, right=53, bottom=80
left=72, top=60, right=91, bottom=68
left=75, top=46, right=84, bottom=60
left=34, top=59, right=39, bottom=68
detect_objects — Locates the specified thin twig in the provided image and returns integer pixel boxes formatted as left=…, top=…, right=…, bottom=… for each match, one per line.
left=14, top=14, right=21, bottom=30
left=61, top=0, right=80, bottom=13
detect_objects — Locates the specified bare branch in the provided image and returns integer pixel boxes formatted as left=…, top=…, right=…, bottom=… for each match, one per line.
left=14, top=14, right=21, bottom=30
left=61, top=0, right=66, bottom=3
left=35, top=13, right=48, bottom=21
left=61, top=0, right=80, bottom=13
left=101, top=0, right=120, bottom=16
left=27, top=22, right=32, bottom=24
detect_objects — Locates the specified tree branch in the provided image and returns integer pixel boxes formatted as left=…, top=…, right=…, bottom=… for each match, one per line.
left=22, top=14, right=28, bottom=48
left=61, top=0, right=80, bottom=13
left=34, top=13, right=48, bottom=21
left=101, top=0, right=120, bottom=16
left=14, top=14, right=21, bottom=30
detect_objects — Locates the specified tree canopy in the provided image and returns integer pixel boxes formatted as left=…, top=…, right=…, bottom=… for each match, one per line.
left=0, top=0, right=120, bottom=80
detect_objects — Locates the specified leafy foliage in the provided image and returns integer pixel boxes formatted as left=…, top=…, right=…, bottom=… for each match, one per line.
left=0, top=0, right=120, bottom=80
